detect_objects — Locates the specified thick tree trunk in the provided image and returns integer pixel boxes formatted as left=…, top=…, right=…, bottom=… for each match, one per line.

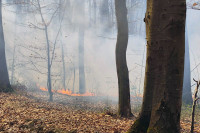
left=128, top=1, right=154, bottom=132
left=115, top=0, right=132, bottom=118
left=146, top=0, right=186, bottom=132
left=182, top=28, right=193, bottom=104
left=0, top=0, right=12, bottom=92
left=129, top=0, right=186, bottom=132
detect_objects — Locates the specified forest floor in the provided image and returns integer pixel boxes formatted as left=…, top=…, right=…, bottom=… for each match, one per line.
left=0, top=89, right=200, bottom=133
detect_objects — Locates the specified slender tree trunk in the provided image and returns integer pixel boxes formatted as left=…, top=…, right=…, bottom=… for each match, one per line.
left=100, top=0, right=110, bottom=32
left=78, top=0, right=86, bottom=94
left=45, top=26, right=53, bottom=102
left=79, top=26, right=86, bottom=94
left=93, top=0, right=96, bottom=26
left=61, top=42, right=66, bottom=90
left=11, top=45, right=16, bottom=85
left=145, top=0, right=186, bottom=132
left=0, top=0, right=12, bottom=92
left=89, top=0, right=92, bottom=26
left=72, top=64, right=76, bottom=93
left=182, top=28, right=193, bottom=104
left=59, top=0, right=66, bottom=90
left=110, top=0, right=115, bottom=34
left=37, top=0, right=53, bottom=101
left=115, top=0, right=132, bottom=118
left=191, top=80, right=199, bottom=133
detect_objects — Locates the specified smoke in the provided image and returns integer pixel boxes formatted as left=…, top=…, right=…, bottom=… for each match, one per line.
left=2, top=0, right=147, bottom=99
left=187, top=7, right=200, bottom=91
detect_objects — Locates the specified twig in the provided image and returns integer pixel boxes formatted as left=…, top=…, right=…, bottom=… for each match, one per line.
left=191, top=79, right=200, bottom=133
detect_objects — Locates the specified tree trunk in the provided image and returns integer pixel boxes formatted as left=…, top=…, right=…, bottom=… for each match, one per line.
left=93, top=0, right=96, bottom=26
left=78, top=0, right=86, bottom=94
left=0, top=0, right=12, bottom=92
left=145, top=0, right=186, bottom=132
left=45, top=26, right=53, bottom=102
left=11, top=45, right=16, bottom=85
left=79, top=27, right=86, bottom=94
left=59, top=0, right=66, bottom=90
left=100, top=0, right=110, bottom=32
left=115, top=0, right=132, bottom=118
left=37, top=0, right=53, bottom=101
left=72, top=64, right=76, bottom=93
left=61, top=42, right=66, bottom=90
left=129, top=0, right=186, bottom=132
left=128, top=1, right=154, bottom=132
left=182, top=28, right=193, bottom=104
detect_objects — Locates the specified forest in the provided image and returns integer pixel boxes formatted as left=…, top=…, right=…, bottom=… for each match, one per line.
left=0, top=0, right=200, bottom=133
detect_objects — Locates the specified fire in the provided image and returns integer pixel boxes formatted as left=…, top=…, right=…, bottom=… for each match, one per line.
left=40, top=87, right=48, bottom=91
left=131, top=93, right=143, bottom=98
left=39, top=87, right=95, bottom=97
left=57, top=89, right=95, bottom=96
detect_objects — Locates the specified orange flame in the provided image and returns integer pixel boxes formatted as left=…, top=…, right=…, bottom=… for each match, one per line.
left=39, top=87, right=95, bottom=97
left=40, top=87, right=48, bottom=91
left=131, top=93, right=143, bottom=98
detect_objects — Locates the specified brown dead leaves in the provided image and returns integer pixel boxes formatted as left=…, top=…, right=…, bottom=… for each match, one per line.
left=0, top=92, right=200, bottom=132
left=0, top=93, right=134, bottom=133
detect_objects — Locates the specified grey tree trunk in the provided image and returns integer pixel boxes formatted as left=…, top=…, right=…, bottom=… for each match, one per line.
left=37, top=0, right=53, bottom=101
left=78, top=0, right=86, bottom=94
left=100, top=0, right=110, bottom=32
left=0, top=0, right=12, bottom=92
left=11, top=45, right=16, bottom=85
left=93, top=0, right=97, bottom=25
left=79, top=26, right=86, bottom=94
left=115, top=0, right=132, bottom=118
left=182, top=28, right=193, bottom=104
left=61, top=42, right=66, bottom=90
left=45, top=26, right=53, bottom=102
left=72, top=64, right=76, bottom=93
left=59, top=0, right=66, bottom=90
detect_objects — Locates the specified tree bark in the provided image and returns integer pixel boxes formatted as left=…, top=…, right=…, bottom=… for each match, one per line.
left=45, top=26, right=53, bottom=102
left=145, top=0, right=186, bottom=132
left=78, top=0, right=86, bottom=94
left=115, top=0, right=132, bottom=118
left=11, top=45, right=16, bottom=85
left=79, top=26, right=86, bottom=94
left=129, top=0, right=186, bottom=132
left=0, top=0, right=12, bottom=92
left=182, top=28, right=193, bottom=104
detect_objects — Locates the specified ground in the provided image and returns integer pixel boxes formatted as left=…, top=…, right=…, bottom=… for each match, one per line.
left=0, top=89, right=199, bottom=133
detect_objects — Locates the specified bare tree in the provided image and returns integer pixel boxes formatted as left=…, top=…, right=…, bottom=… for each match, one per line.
left=115, top=0, right=132, bottom=118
